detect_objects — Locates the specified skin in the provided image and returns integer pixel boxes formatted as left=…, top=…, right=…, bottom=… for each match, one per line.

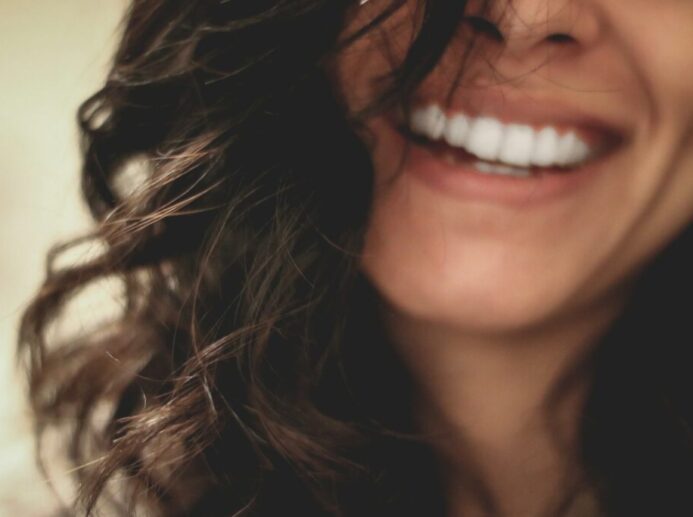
left=333, top=0, right=693, bottom=515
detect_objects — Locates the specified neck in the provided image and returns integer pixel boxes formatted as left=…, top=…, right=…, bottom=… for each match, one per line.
left=383, top=300, right=624, bottom=517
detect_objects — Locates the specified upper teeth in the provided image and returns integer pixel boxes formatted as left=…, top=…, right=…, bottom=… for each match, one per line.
left=409, top=104, right=594, bottom=169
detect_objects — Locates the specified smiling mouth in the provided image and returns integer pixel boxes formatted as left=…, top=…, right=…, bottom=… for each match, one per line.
left=395, top=103, right=625, bottom=178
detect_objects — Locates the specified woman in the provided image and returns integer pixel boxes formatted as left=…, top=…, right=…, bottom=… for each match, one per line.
left=19, top=0, right=693, bottom=515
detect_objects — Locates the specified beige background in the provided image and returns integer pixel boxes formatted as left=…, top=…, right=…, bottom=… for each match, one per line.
left=0, top=1, right=126, bottom=514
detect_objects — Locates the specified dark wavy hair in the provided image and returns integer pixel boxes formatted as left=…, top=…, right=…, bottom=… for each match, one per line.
left=18, top=0, right=693, bottom=515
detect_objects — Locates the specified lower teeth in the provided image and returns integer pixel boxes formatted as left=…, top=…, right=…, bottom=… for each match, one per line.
left=440, top=151, right=534, bottom=177
left=473, top=161, right=531, bottom=178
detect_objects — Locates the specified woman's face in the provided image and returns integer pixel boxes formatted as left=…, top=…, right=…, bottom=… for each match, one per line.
left=335, top=0, right=693, bottom=334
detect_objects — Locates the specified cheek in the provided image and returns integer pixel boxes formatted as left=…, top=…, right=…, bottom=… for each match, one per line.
left=608, top=3, right=693, bottom=258
left=611, top=1, right=693, bottom=126
left=331, top=2, right=420, bottom=113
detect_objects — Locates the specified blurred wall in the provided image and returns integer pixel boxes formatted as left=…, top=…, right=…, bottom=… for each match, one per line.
left=0, top=1, right=126, bottom=513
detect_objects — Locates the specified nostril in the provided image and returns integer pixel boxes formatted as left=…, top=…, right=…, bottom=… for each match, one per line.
left=464, top=16, right=504, bottom=43
left=545, top=33, right=576, bottom=44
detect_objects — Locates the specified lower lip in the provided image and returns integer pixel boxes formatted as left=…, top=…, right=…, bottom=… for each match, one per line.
left=391, top=126, right=612, bottom=207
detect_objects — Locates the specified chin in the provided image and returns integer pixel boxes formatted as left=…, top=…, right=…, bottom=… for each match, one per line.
left=362, top=254, right=582, bottom=335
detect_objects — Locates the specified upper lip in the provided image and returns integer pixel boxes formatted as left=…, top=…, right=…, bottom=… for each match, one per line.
left=403, top=87, right=631, bottom=149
